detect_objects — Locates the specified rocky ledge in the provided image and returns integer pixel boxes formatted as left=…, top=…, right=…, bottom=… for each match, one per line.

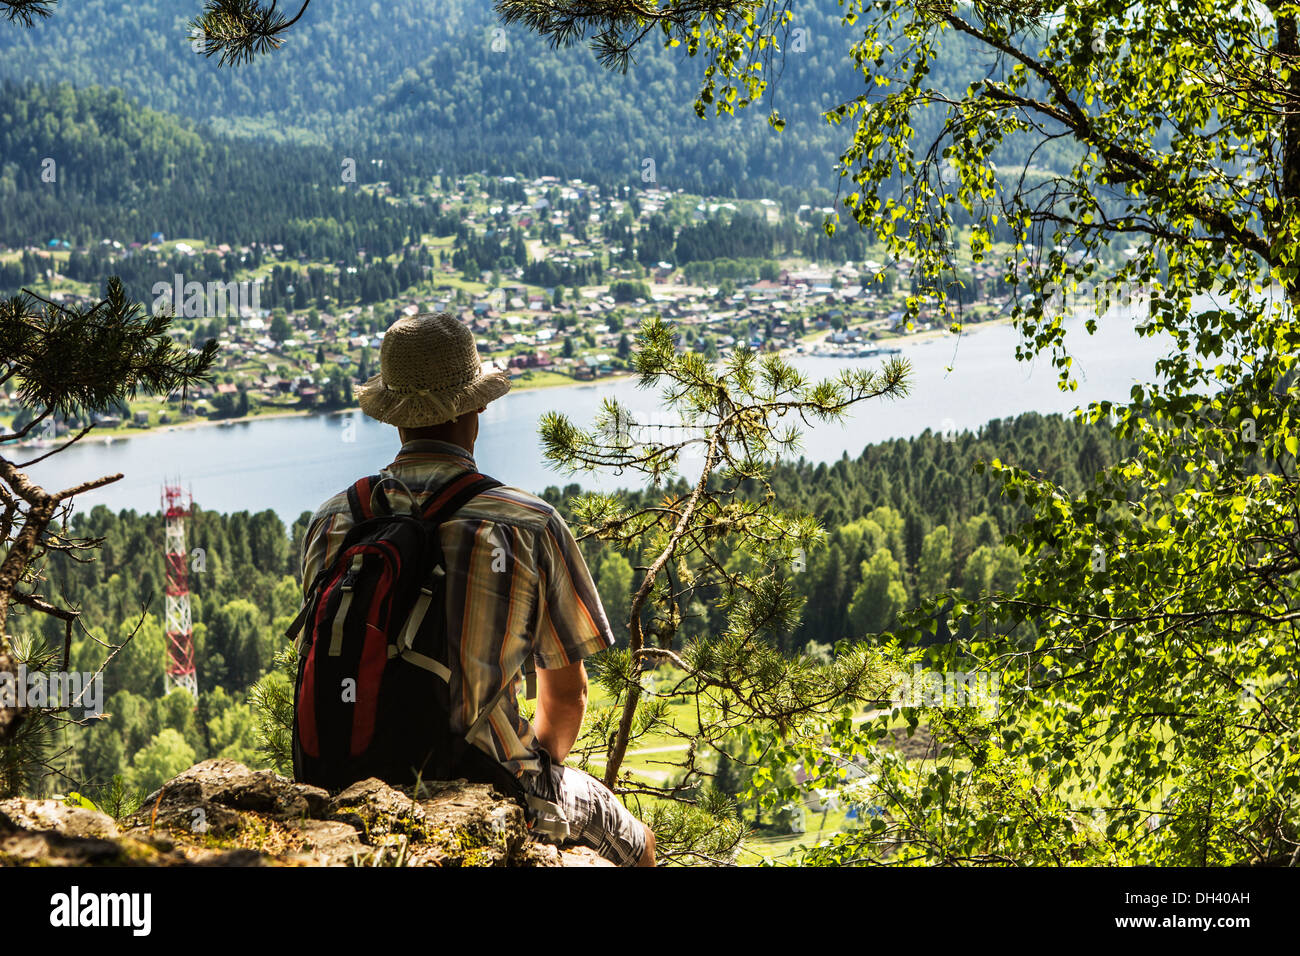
left=0, top=759, right=610, bottom=867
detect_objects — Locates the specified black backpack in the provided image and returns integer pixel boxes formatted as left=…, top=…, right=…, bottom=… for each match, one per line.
left=287, top=469, right=530, bottom=800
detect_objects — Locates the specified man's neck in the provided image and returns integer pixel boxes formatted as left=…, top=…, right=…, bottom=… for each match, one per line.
left=399, top=426, right=475, bottom=455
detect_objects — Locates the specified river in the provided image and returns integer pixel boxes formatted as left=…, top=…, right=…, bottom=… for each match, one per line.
left=24, top=312, right=1172, bottom=523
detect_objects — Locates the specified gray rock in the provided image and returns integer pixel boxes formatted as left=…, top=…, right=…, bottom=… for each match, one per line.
left=328, top=777, right=426, bottom=839
left=291, top=819, right=365, bottom=866
left=141, top=758, right=330, bottom=820
left=0, top=798, right=119, bottom=839
left=1, top=760, right=611, bottom=868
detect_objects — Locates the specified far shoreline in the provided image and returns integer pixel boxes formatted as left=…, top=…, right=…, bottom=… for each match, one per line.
left=14, top=314, right=1016, bottom=451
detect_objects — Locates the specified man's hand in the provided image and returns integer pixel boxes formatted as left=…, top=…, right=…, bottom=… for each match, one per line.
left=533, top=660, right=587, bottom=764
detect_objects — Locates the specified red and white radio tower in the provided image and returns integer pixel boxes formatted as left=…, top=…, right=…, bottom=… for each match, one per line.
left=161, top=482, right=199, bottom=699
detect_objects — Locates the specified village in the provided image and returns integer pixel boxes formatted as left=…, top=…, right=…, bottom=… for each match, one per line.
left=1, top=174, right=1019, bottom=437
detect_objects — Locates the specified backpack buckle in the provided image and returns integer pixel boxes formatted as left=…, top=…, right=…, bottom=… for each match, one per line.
left=341, top=553, right=364, bottom=589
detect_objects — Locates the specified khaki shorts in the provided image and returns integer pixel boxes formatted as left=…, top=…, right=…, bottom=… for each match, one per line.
left=544, top=765, right=647, bottom=867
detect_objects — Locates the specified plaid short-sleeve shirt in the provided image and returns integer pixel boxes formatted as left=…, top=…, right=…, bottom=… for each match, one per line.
left=299, top=438, right=615, bottom=789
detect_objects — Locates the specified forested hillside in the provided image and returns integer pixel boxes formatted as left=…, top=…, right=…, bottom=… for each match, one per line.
left=23, top=412, right=1128, bottom=800
left=0, top=0, right=998, bottom=195
left=0, top=0, right=454, bottom=145
left=0, top=83, right=421, bottom=252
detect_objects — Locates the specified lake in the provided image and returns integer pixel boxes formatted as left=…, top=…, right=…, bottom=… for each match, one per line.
left=25, top=312, right=1171, bottom=522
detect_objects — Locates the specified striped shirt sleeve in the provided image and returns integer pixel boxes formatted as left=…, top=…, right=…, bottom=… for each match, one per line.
left=532, top=510, right=616, bottom=669
left=300, top=513, right=329, bottom=598
left=300, top=503, right=348, bottom=599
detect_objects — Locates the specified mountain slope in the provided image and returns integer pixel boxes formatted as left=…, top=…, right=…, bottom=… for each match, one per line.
left=0, top=0, right=984, bottom=194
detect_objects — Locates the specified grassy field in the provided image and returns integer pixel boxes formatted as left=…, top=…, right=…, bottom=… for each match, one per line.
left=509, top=369, right=606, bottom=390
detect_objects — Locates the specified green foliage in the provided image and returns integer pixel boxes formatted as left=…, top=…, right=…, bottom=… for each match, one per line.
left=0, top=638, right=58, bottom=795
left=108, top=615, right=165, bottom=698
left=0, top=271, right=215, bottom=795
left=847, top=548, right=907, bottom=635
left=607, top=279, right=651, bottom=303
left=9, top=506, right=307, bottom=794
left=127, top=727, right=195, bottom=793
left=205, top=688, right=259, bottom=763
left=0, top=81, right=450, bottom=279
left=80, top=774, right=147, bottom=820
left=773, top=393, right=1300, bottom=865
left=635, top=786, right=749, bottom=866
left=189, top=0, right=312, bottom=68
left=539, top=313, right=914, bottom=861
left=268, top=312, right=292, bottom=343
left=917, top=524, right=953, bottom=596
left=508, top=0, right=1300, bottom=866
left=249, top=645, right=296, bottom=776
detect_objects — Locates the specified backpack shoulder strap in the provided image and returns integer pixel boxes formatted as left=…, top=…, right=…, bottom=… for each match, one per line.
left=345, top=470, right=499, bottom=522
left=344, top=474, right=388, bottom=521
left=419, top=472, right=504, bottom=526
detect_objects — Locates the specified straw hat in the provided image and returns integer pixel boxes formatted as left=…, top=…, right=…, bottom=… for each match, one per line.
left=356, top=312, right=510, bottom=428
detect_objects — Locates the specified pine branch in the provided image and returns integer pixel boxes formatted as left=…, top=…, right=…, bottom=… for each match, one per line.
left=0, top=0, right=55, bottom=28
left=495, top=0, right=766, bottom=72
left=4, top=277, right=217, bottom=418
left=188, top=0, right=313, bottom=66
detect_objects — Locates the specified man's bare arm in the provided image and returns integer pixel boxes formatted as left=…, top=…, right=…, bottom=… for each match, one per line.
left=533, top=660, right=587, bottom=764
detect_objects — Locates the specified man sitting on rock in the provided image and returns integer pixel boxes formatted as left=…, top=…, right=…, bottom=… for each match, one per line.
left=299, top=311, right=655, bottom=867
